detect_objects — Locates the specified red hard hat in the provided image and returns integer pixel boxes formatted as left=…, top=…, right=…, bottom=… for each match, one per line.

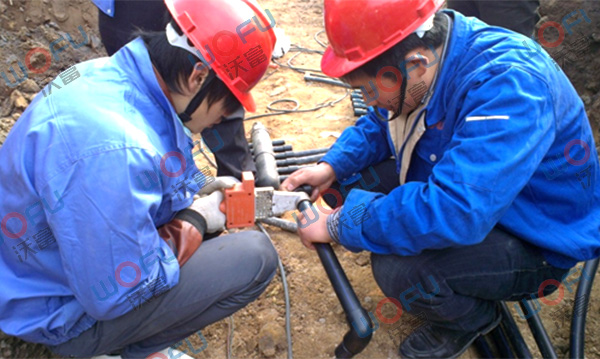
left=321, top=0, right=444, bottom=78
left=165, top=0, right=276, bottom=112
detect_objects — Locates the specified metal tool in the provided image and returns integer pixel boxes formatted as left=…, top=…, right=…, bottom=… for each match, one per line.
left=224, top=172, right=309, bottom=228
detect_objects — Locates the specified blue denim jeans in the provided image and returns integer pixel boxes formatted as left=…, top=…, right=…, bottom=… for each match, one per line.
left=325, top=159, right=570, bottom=332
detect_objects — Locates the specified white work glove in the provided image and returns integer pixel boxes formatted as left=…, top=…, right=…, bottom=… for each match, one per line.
left=190, top=176, right=240, bottom=234
left=189, top=191, right=226, bottom=234
left=272, top=27, right=291, bottom=59
left=197, top=176, right=239, bottom=196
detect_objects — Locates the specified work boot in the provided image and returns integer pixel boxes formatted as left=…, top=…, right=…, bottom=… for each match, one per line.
left=399, top=314, right=502, bottom=359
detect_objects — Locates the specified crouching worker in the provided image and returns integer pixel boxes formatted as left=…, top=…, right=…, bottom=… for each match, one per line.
left=283, top=0, right=600, bottom=358
left=0, top=0, right=279, bottom=358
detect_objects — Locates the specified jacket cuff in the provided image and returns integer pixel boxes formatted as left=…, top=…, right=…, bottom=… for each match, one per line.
left=326, top=207, right=343, bottom=244
left=175, top=209, right=207, bottom=238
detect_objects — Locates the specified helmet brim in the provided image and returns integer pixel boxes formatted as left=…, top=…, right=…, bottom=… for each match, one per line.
left=321, top=46, right=370, bottom=78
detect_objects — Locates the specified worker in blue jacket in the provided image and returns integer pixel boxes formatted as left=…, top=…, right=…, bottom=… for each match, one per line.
left=0, top=0, right=279, bottom=358
left=283, top=0, right=600, bottom=358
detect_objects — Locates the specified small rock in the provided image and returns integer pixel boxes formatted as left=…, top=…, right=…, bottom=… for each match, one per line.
left=274, top=77, right=286, bottom=87
left=355, top=253, right=370, bottom=266
left=10, top=90, right=28, bottom=110
left=19, top=79, right=40, bottom=94
left=318, top=317, right=326, bottom=324
left=46, top=21, right=60, bottom=30
left=12, top=112, right=22, bottom=121
left=89, top=34, right=102, bottom=50
left=29, top=51, right=49, bottom=71
left=581, top=95, right=591, bottom=106
left=269, top=85, right=287, bottom=97
left=52, top=1, right=69, bottom=22
left=0, top=1, right=7, bottom=13
left=258, top=322, right=285, bottom=357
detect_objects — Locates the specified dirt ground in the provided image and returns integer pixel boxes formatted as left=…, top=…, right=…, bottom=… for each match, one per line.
left=1, top=0, right=599, bottom=358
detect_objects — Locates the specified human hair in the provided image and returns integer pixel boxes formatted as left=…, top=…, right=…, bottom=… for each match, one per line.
left=341, top=12, right=448, bottom=83
left=139, top=25, right=241, bottom=115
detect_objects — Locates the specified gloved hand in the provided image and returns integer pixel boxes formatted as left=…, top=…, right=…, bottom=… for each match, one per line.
left=189, top=191, right=227, bottom=234
left=197, top=176, right=239, bottom=196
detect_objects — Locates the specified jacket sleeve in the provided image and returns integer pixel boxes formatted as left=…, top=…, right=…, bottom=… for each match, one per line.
left=320, top=107, right=393, bottom=182
left=337, top=66, right=556, bottom=254
left=39, top=147, right=180, bottom=321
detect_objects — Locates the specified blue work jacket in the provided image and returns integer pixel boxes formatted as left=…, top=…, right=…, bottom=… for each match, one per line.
left=0, top=38, right=206, bottom=345
left=321, top=11, right=600, bottom=269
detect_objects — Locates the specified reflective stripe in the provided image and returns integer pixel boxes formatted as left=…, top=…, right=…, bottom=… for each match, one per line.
left=465, top=115, right=510, bottom=122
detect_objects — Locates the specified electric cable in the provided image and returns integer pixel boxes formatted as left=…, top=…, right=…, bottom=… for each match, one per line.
left=313, top=29, right=328, bottom=48
left=244, top=91, right=349, bottom=122
left=245, top=31, right=348, bottom=122
left=227, top=316, right=234, bottom=359
left=198, top=139, right=218, bottom=169
left=257, top=222, right=293, bottom=359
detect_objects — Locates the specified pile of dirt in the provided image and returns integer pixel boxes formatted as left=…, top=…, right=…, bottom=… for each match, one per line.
left=0, top=1, right=599, bottom=359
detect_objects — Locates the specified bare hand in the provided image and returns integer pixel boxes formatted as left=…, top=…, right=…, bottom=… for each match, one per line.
left=281, top=163, right=336, bottom=201
left=295, top=205, right=333, bottom=250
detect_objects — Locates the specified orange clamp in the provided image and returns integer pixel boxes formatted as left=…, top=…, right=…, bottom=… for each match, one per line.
left=224, top=171, right=255, bottom=228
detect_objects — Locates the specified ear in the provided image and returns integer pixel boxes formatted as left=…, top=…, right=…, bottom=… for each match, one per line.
left=403, top=49, right=430, bottom=79
left=185, top=63, right=210, bottom=94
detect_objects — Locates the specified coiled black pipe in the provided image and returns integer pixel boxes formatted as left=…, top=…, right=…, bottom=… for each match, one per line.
left=296, top=200, right=372, bottom=357
left=570, top=258, right=599, bottom=359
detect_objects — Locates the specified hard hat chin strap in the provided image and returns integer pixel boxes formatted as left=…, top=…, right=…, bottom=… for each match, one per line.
left=390, top=68, right=408, bottom=120
left=178, top=71, right=216, bottom=123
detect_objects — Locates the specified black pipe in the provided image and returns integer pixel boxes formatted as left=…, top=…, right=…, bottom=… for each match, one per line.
left=275, top=148, right=329, bottom=160
left=570, top=258, right=599, bottom=359
left=473, top=336, right=495, bottom=358
left=277, top=165, right=310, bottom=175
left=490, top=325, right=514, bottom=358
left=248, top=139, right=286, bottom=148
left=251, top=122, right=280, bottom=188
left=498, top=302, right=532, bottom=359
left=520, top=301, right=558, bottom=359
left=276, top=154, right=324, bottom=167
left=354, top=109, right=368, bottom=117
left=296, top=200, right=372, bottom=357
left=272, top=145, right=293, bottom=153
